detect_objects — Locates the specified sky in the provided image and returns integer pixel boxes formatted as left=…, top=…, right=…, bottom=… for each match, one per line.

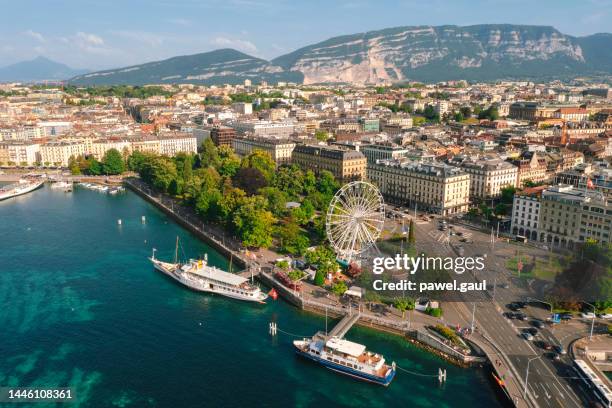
left=0, top=0, right=610, bottom=70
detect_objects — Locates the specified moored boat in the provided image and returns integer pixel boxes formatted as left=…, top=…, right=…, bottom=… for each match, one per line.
left=0, top=179, right=45, bottom=201
left=293, top=334, right=396, bottom=386
left=149, top=238, right=267, bottom=303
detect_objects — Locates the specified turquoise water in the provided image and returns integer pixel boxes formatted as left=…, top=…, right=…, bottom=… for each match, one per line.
left=0, top=186, right=502, bottom=407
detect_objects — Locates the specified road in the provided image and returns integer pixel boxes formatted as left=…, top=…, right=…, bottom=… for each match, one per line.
left=389, top=211, right=590, bottom=408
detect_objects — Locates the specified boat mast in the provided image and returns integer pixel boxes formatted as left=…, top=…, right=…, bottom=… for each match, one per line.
left=229, top=254, right=233, bottom=273
left=174, top=236, right=179, bottom=264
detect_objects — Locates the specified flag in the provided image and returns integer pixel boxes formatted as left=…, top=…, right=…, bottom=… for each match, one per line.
left=587, top=178, right=594, bottom=189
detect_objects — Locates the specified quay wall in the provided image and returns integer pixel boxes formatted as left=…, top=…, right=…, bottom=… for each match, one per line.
left=124, top=178, right=250, bottom=270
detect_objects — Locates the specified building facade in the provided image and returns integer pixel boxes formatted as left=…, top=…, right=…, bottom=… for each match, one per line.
left=510, top=186, right=546, bottom=241
left=538, top=185, right=611, bottom=247
left=460, top=159, right=518, bottom=199
left=211, top=126, right=236, bottom=147
left=292, top=144, right=366, bottom=183
left=232, top=137, right=295, bottom=165
left=367, top=159, right=470, bottom=215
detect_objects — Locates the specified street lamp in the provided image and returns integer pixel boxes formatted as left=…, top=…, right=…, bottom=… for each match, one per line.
left=583, top=301, right=597, bottom=341
left=523, top=355, right=542, bottom=398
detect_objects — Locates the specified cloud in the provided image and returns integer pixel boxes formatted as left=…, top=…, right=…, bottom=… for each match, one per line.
left=210, top=36, right=257, bottom=53
left=24, top=30, right=46, bottom=43
left=167, top=18, right=192, bottom=26
left=76, top=32, right=104, bottom=46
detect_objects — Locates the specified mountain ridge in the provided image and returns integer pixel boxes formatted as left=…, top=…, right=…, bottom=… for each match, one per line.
left=67, top=24, right=612, bottom=86
left=0, top=56, right=89, bottom=82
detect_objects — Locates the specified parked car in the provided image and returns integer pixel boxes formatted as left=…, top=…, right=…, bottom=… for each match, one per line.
left=581, top=312, right=596, bottom=319
left=504, top=312, right=516, bottom=319
left=554, top=345, right=567, bottom=355
left=515, top=301, right=527, bottom=308
left=522, top=332, right=534, bottom=341
left=560, top=313, right=573, bottom=321
left=516, top=313, right=528, bottom=321
left=532, top=320, right=545, bottom=329
left=598, top=313, right=612, bottom=320
left=545, top=352, right=561, bottom=361
left=525, top=327, right=538, bottom=336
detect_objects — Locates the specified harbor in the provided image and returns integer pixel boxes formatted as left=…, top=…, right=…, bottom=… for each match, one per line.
left=0, top=182, right=502, bottom=407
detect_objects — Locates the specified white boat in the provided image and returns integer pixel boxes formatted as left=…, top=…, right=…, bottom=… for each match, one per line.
left=0, top=179, right=45, bottom=201
left=50, top=181, right=73, bottom=191
left=294, top=334, right=396, bottom=386
left=149, top=238, right=267, bottom=303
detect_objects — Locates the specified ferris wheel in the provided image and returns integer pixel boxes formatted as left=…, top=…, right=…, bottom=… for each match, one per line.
left=326, top=181, right=385, bottom=261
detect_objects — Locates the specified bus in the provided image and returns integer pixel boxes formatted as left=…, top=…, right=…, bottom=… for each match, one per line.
left=573, top=359, right=612, bottom=408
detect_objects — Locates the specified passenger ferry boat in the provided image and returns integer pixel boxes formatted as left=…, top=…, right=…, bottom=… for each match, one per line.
left=293, top=333, right=396, bottom=386
left=149, top=238, right=267, bottom=303
left=0, top=178, right=44, bottom=201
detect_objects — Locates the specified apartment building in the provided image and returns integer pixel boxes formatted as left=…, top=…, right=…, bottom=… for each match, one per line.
left=131, top=139, right=161, bottom=154
left=90, top=140, right=132, bottom=160
left=40, top=141, right=86, bottom=167
left=232, top=137, right=295, bottom=165
left=367, top=159, right=470, bottom=216
left=158, top=136, right=197, bottom=156
left=512, top=152, right=548, bottom=188
left=211, top=126, right=236, bottom=147
left=510, top=186, right=546, bottom=240
left=292, top=144, right=366, bottom=182
left=538, top=185, right=611, bottom=247
left=0, top=141, right=40, bottom=166
left=360, top=144, right=409, bottom=164
left=232, top=120, right=295, bottom=138
left=460, top=159, right=518, bottom=199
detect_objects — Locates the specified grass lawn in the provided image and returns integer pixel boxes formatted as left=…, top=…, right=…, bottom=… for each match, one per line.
left=506, top=254, right=564, bottom=281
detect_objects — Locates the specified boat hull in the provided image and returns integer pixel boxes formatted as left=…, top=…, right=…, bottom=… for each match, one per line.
left=0, top=180, right=44, bottom=201
left=294, top=346, right=395, bottom=386
left=151, top=258, right=267, bottom=304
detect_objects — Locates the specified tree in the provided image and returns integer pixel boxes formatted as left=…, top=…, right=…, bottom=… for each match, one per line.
left=314, top=270, right=326, bottom=286
left=199, top=138, right=220, bottom=168
left=181, top=154, right=193, bottom=181
left=218, top=146, right=241, bottom=177
left=168, top=178, right=183, bottom=196
left=316, top=170, right=339, bottom=196
left=232, top=167, right=268, bottom=196
left=494, top=203, right=507, bottom=216
left=241, top=149, right=275, bottom=182
left=408, top=219, right=416, bottom=245
left=86, top=157, right=103, bottom=175
left=232, top=196, right=275, bottom=248
left=102, top=148, right=125, bottom=175
left=315, top=129, right=329, bottom=141
left=68, top=155, right=81, bottom=175
left=460, top=106, right=472, bottom=118
left=305, top=246, right=337, bottom=276
left=277, top=218, right=310, bottom=255
left=331, top=281, right=348, bottom=296
left=453, top=111, right=464, bottom=122
left=259, top=186, right=288, bottom=217
left=394, top=298, right=415, bottom=318
left=500, top=186, right=517, bottom=205
left=423, top=105, right=440, bottom=122
left=272, top=165, right=305, bottom=199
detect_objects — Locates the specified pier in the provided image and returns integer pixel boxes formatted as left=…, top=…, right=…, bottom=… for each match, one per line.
left=327, top=312, right=360, bottom=338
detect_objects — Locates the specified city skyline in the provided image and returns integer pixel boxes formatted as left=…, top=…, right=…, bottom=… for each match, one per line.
left=1, top=0, right=611, bottom=70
